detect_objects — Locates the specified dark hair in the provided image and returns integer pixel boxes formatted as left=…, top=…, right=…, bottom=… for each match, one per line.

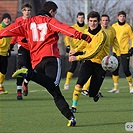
left=21, top=3, right=32, bottom=10
left=101, top=14, right=110, bottom=21
left=43, top=1, right=58, bottom=12
left=2, top=13, right=12, bottom=21
left=87, top=11, right=100, bottom=22
left=77, top=12, right=85, bottom=18
left=118, top=11, right=126, bottom=17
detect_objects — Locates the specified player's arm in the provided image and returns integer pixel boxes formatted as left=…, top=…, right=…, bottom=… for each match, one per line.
left=0, top=22, right=26, bottom=39
left=49, top=18, right=91, bottom=43
left=69, top=30, right=107, bottom=62
left=128, top=25, right=133, bottom=56
left=111, top=29, right=121, bottom=56
left=64, top=35, right=71, bottom=53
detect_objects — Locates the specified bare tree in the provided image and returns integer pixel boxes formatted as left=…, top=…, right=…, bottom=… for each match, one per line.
left=54, top=0, right=133, bottom=55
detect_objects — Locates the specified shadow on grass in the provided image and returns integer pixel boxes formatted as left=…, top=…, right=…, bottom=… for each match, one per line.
left=76, top=121, right=125, bottom=127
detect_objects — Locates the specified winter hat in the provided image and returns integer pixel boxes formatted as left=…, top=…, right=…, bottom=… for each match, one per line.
left=1, top=13, right=12, bottom=21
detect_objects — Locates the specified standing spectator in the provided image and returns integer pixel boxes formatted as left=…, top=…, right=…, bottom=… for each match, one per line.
left=10, top=3, right=32, bottom=100
left=0, top=13, right=12, bottom=94
left=64, top=12, right=88, bottom=90
left=0, top=1, right=91, bottom=126
left=108, top=11, right=133, bottom=94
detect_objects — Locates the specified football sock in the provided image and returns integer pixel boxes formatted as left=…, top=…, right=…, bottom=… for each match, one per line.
left=126, top=75, right=133, bottom=89
left=112, top=75, right=119, bottom=89
left=72, top=86, right=82, bottom=108
left=17, top=86, right=22, bottom=90
left=82, top=77, right=91, bottom=91
left=65, top=72, right=73, bottom=85
left=0, top=72, right=5, bottom=84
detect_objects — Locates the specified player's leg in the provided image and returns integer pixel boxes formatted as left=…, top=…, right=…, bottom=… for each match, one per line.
left=89, top=63, right=106, bottom=102
left=16, top=46, right=27, bottom=100
left=121, top=54, right=133, bottom=93
left=0, top=56, right=8, bottom=94
left=22, top=49, right=32, bottom=96
left=35, top=57, right=76, bottom=126
left=71, top=60, right=92, bottom=112
left=12, top=58, right=76, bottom=126
left=64, top=61, right=78, bottom=90
left=108, top=53, right=120, bottom=93
left=81, top=77, right=91, bottom=96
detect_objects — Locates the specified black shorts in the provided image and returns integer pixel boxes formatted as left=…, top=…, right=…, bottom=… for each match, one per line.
left=34, top=57, right=61, bottom=86
left=17, top=46, right=32, bottom=70
left=0, top=55, right=8, bottom=74
left=77, top=60, right=106, bottom=97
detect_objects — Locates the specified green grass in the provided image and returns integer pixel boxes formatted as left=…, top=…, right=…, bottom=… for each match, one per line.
left=0, top=78, right=133, bottom=133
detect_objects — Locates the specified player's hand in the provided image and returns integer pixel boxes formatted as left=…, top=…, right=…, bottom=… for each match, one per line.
left=10, top=44, right=14, bottom=51
left=66, top=46, right=70, bottom=53
left=128, top=48, right=133, bottom=56
left=69, top=56, right=76, bottom=62
left=69, top=50, right=76, bottom=56
left=8, top=50, right=11, bottom=57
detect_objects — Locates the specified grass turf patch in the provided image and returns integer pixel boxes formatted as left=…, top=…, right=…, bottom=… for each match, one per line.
left=0, top=78, right=132, bottom=133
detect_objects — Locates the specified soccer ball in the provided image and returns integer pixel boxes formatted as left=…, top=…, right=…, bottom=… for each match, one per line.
left=102, top=55, right=118, bottom=72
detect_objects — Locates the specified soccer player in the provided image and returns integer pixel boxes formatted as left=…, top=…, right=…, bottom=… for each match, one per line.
left=108, top=11, right=133, bottom=94
left=0, top=1, right=91, bottom=126
left=69, top=11, right=110, bottom=113
left=0, top=13, right=12, bottom=94
left=81, top=14, right=121, bottom=96
left=64, top=12, right=88, bottom=90
left=10, top=3, right=32, bottom=100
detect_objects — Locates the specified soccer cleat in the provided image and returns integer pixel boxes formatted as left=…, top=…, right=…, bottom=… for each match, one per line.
left=0, top=86, right=8, bottom=94
left=130, top=88, right=133, bottom=94
left=99, top=92, right=103, bottom=97
left=22, top=82, right=28, bottom=96
left=93, top=93, right=100, bottom=102
left=64, top=84, right=69, bottom=90
left=12, top=68, right=28, bottom=78
left=67, top=117, right=76, bottom=127
left=107, top=88, right=119, bottom=93
left=17, top=90, right=23, bottom=100
left=81, top=90, right=89, bottom=96
left=71, top=107, right=77, bottom=113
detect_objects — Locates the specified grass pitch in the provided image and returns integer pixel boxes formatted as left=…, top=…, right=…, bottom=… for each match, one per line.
left=0, top=77, right=133, bottom=133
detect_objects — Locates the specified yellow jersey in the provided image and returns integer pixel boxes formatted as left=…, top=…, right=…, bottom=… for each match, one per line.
left=104, top=26, right=121, bottom=56
left=0, top=23, right=12, bottom=56
left=75, top=28, right=110, bottom=64
left=64, top=23, right=88, bottom=50
left=112, top=22, right=133, bottom=54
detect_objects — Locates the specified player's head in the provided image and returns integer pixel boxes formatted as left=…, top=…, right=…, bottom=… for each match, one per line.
left=76, top=12, right=85, bottom=24
left=21, top=3, right=32, bottom=19
left=87, top=11, right=100, bottom=30
left=100, top=14, right=110, bottom=29
left=117, top=11, right=126, bottom=23
left=43, top=1, right=58, bottom=17
left=1, top=13, right=12, bottom=26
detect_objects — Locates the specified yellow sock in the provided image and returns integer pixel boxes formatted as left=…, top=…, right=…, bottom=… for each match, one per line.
left=72, top=86, right=82, bottom=108
left=82, top=77, right=91, bottom=91
left=112, top=75, right=119, bottom=89
left=0, top=72, right=5, bottom=90
left=65, top=72, right=73, bottom=85
left=126, top=75, right=133, bottom=89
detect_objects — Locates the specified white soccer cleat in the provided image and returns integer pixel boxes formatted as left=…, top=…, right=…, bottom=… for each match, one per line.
left=108, top=88, right=119, bottom=93
left=130, top=88, right=133, bottom=94
left=64, top=84, right=69, bottom=90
